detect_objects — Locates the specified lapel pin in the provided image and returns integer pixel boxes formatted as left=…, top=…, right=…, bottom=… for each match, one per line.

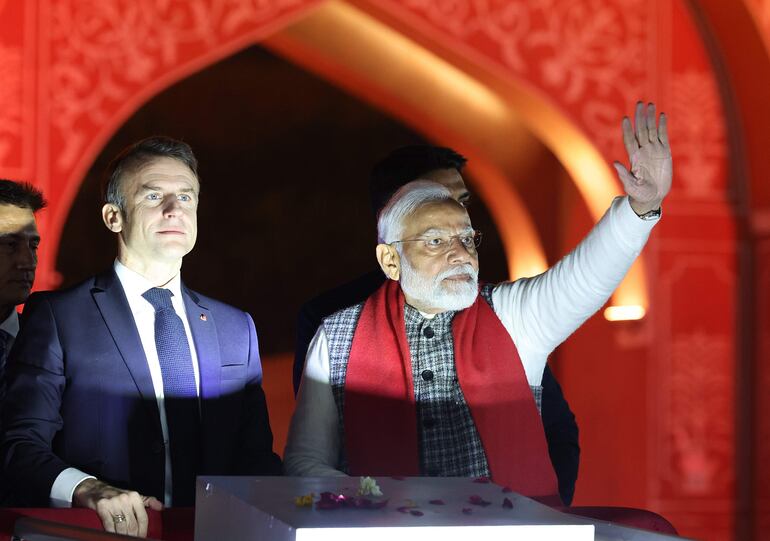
left=200, top=313, right=207, bottom=321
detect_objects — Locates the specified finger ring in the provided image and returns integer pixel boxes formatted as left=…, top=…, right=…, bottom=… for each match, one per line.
left=112, top=513, right=127, bottom=523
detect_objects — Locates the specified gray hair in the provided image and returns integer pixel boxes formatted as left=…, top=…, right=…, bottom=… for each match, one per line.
left=377, top=180, right=454, bottom=244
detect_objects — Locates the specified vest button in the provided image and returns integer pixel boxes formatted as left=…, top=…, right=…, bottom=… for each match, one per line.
left=421, top=369, right=434, bottom=382
left=423, top=326, right=435, bottom=338
left=423, top=417, right=436, bottom=429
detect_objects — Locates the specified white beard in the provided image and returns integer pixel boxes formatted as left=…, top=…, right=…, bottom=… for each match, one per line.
left=399, top=257, right=479, bottom=312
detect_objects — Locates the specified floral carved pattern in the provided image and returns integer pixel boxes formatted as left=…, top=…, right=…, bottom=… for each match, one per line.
left=48, top=0, right=317, bottom=172
left=667, top=330, right=733, bottom=496
left=386, top=0, right=648, bottom=156
left=0, top=42, right=22, bottom=165
left=669, top=70, right=726, bottom=200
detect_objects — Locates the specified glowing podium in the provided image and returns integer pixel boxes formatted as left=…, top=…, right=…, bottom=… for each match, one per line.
left=194, top=477, right=686, bottom=541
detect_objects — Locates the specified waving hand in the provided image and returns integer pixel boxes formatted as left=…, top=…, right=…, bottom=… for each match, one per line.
left=613, top=102, right=672, bottom=215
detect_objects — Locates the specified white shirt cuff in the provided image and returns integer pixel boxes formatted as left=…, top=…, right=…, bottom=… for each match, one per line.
left=617, top=196, right=659, bottom=248
left=50, top=468, right=95, bottom=508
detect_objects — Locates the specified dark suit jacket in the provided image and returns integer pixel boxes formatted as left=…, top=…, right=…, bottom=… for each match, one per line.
left=294, top=270, right=579, bottom=504
left=0, top=269, right=281, bottom=506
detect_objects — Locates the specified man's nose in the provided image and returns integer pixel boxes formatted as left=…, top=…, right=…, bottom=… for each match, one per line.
left=162, top=196, right=182, bottom=216
left=446, top=238, right=473, bottom=263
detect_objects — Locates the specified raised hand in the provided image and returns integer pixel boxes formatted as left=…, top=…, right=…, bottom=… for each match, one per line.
left=613, top=101, right=672, bottom=215
left=73, top=478, right=163, bottom=537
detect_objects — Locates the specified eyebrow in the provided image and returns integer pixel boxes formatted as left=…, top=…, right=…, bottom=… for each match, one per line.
left=419, top=226, right=474, bottom=237
left=140, top=184, right=197, bottom=194
left=0, top=232, right=40, bottom=241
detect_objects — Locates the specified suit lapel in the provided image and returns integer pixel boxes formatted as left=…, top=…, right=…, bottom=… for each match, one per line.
left=92, top=270, right=158, bottom=407
left=182, top=286, right=221, bottom=401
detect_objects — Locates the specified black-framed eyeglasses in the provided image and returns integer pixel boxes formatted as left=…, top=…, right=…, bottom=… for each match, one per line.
left=391, top=230, right=483, bottom=255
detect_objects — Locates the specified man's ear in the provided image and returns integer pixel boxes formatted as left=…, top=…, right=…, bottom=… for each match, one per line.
left=376, top=243, right=401, bottom=281
left=101, top=204, right=123, bottom=233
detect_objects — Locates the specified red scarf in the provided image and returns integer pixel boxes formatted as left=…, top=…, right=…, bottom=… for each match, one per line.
left=344, top=280, right=559, bottom=500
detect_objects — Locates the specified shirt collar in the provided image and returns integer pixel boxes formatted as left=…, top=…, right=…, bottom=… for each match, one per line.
left=113, top=260, right=183, bottom=305
left=0, top=309, right=19, bottom=338
left=405, top=303, right=454, bottom=325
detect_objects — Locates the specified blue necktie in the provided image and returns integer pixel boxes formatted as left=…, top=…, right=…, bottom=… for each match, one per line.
left=142, top=288, right=200, bottom=506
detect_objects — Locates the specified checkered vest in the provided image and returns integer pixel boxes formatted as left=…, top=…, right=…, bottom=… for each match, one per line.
left=324, top=283, right=543, bottom=476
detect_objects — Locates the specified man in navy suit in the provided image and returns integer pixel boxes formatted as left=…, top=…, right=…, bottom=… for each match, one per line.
left=1, top=137, right=281, bottom=537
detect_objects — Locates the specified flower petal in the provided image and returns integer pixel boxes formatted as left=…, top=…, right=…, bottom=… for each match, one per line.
left=468, top=495, right=492, bottom=507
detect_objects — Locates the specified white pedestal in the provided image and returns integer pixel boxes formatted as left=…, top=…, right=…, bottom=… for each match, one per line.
left=194, top=476, right=686, bottom=541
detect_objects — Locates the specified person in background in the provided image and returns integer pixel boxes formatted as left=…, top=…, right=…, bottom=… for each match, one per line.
left=0, top=179, right=45, bottom=411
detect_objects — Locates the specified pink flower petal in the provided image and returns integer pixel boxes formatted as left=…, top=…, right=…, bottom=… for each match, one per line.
left=468, top=495, right=491, bottom=507
left=316, top=492, right=340, bottom=509
left=502, top=497, right=513, bottom=509
left=429, top=499, right=445, bottom=505
left=397, top=506, right=411, bottom=514
left=315, top=491, right=389, bottom=511
left=409, top=510, right=424, bottom=517
left=462, top=508, right=473, bottom=515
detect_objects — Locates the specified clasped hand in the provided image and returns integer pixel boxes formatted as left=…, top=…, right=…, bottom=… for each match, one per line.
left=73, top=478, right=163, bottom=538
